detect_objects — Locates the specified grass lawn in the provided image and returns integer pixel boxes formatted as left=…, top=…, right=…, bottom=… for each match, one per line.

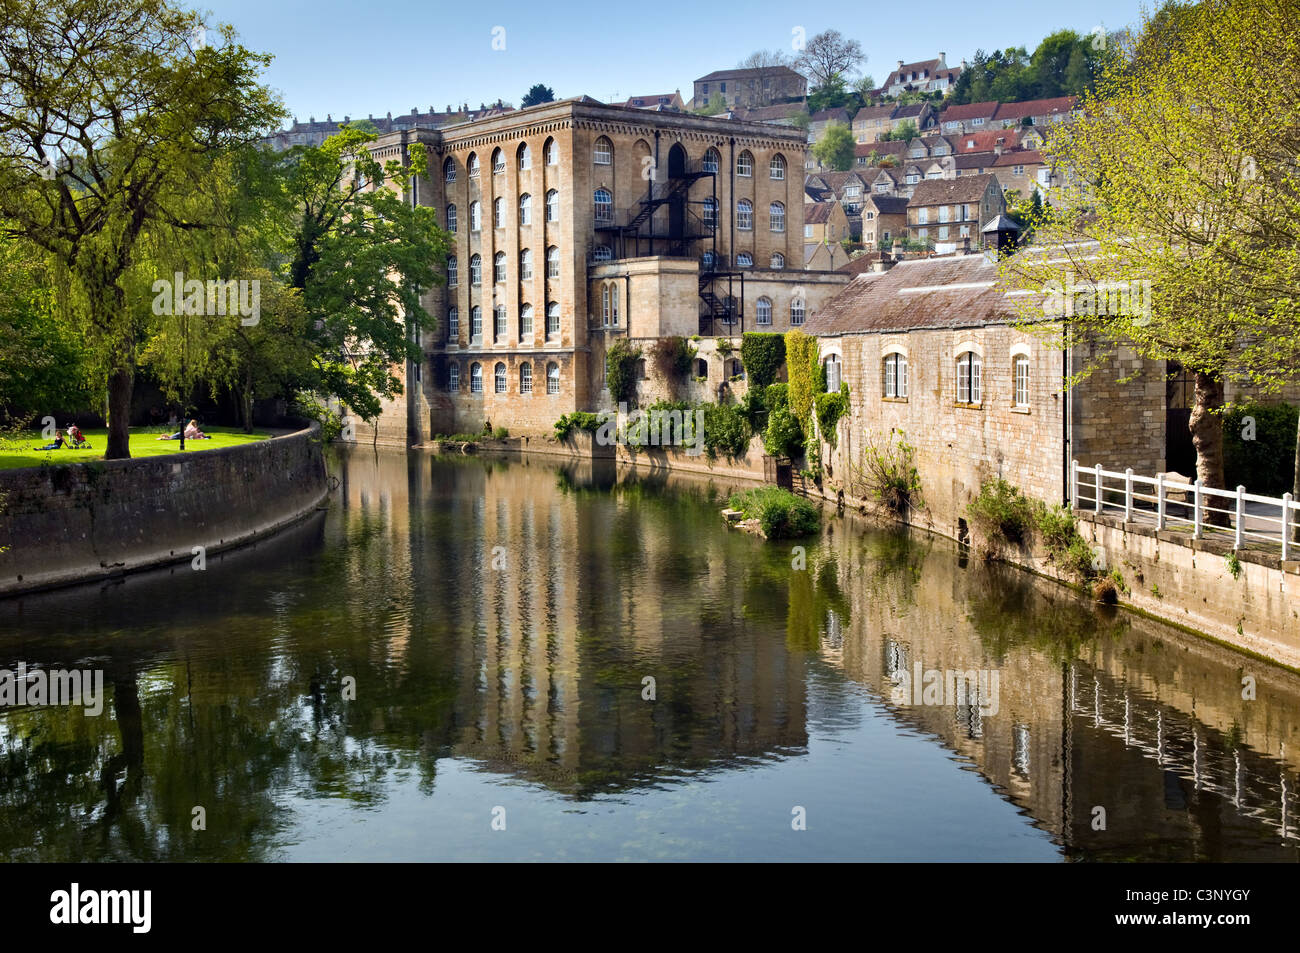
left=0, top=426, right=271, bottom=471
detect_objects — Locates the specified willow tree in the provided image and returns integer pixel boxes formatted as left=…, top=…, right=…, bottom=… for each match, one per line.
left=0, top=0, right=281, bottom=457
left=1002, top=0, right=1300, bottom=501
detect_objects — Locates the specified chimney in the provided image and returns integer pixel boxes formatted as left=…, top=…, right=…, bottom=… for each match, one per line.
left=326, top=113, right=331, bottom=122
left=939, top=52, right=946, bottom=64
left=368, top=113, right=373, bottom=120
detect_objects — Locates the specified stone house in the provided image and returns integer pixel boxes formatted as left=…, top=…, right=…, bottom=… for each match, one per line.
left=991, top=96, right=1080, bottom=129
left=906, top=174, right=1006, bottom=250
left=851, top=104, right=896, bottom=142
left=809, top=106, right=852, bottom=144
left=951, top=128, right=1024, bottom=155
left=883, top=54, right=964, bottom=97
left=692, top=66, right=808, bottom=109
left=624, top=92, right=686, bottom=111
left=939, top=101, right=1001, bottom=135
left=805, top=241, right=850, bottom=272
left=861, top=195, right=907, bottom=249
left=992, top=150, right=1051, bottom=198
left=804, top=200, right=852, bottom=244
left=953, top=152, right=997, bottom=177
left=853, top=140, right=909, bottom=168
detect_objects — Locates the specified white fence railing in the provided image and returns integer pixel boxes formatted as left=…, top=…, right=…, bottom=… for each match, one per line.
left=1071, top=460, right=1299, bottom=560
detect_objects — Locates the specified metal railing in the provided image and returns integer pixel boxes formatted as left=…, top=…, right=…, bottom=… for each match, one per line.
left=1071, top=460, right=1299, bottom=559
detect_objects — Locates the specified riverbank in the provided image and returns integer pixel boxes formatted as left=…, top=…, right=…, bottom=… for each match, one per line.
left=0, top=420, right=329, bottom=598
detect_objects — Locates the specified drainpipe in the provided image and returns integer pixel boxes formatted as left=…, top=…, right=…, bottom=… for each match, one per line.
left=729, top=137, right=736, bottom=336
left=1062, top=318, right=1071, bottom=506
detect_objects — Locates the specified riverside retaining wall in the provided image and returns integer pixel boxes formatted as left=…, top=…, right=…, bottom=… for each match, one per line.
left=0, top=421, right=329, bottom=597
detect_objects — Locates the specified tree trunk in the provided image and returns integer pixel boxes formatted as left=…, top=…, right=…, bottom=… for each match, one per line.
left=105, top=365, right=133, bottom=460
left=241, top=366, right=254, bottom=433
left=1189, top=371, right=1227, bottom=526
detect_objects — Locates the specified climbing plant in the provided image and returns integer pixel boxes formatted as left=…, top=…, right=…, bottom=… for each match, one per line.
left=784, top=330, right=820, bottom=441
left=740, top=332, right=786, bottom=390
left=605, top=339, right=642, bottom=406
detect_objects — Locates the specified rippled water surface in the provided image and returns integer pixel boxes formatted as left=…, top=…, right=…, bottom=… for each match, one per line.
left=2, top=449, right=1298, bottom=861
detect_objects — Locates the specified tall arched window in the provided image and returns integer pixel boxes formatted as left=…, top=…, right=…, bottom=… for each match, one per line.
left=770, top=153, right=786, bottom=180
left=737, top=150, right=754, bottom=177
left=736, top=251, right=753, bottom=267
left=467, top=153, right=480, bottom=178
left=770, top=252, right=785, bottom=269
left=446, top=204, right=457, bottom=232
left=470, top=361, right=483, bottom=393
left=602, top=285, right=611, bottom=326
left=520, top=303, right=534, bottom=336
left=884, top=352, right=908, bottom=398
left=494, top=251, right=506, bottom=283
left=447, top=256, right=458, bottom=286
left=494, top=305, right=507, bottom=338
left=544, top=138, right=558, bottom=166
left=546, top=302, right=560, bottom=336
left=519, top=248, right=533, bottom=280
left=791, top=299, right=805, bottom=326
left=520, top=362, right=533, bottom=394
left=470, top=306, right=483, bottom=341
left=448, top=363, right=460, bottom=392
left=956, top=351, right=982, bottom=403
left=447, top=306, right=459, bottom=340
left=756, top=297, right=772, bottom=325
left=494, top=362, right=507, bottom=393
left=702, top=197, right=718, bottom=230
left=469, top=254, right=482, bottom=286
left=491, top=147, right=505, bottom=174
left=469, top=201, right=481, bottom=231
left=592, top=244, right=612, bottom=261
left=769, top=202, right=785, bottom=233
left=594, top=188, right=612, bottom=224
left=547, top=362, right=560, bottom=394
left=737, top=199, right=753, bottom=230
left=493, top=197, right=504, bottom=228
left=519, top=193, right=532, bottom=225
left=444, top=157, right=457, bottom=182
left=702, top=148, right=720, bottom=173
left=593, top=136, right=613, bottom=165
left=546, top=246, right=560, bottom=278
left=517, top=142, right=531, bottom=170
left=545, top=189, right=558, bottom=222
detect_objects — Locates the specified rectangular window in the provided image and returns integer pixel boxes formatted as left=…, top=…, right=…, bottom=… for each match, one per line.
left=521, top=364, right=533, bottom=395
left=938, top=226, right=949, bottom=239
left=918, top=208, right=928, bottom=224
left=1014, top=356, right=1030, bottom=408
left=804, top=224, right=813, bottom=238
left=938, top=205, right=949, bottom=223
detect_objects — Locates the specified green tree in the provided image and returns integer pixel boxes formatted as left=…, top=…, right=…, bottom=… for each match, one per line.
left=0, top=0, right=282, bottom=458
left=884, top=119, right=919, bottom=142
left=694, top=93, right=728, bottom=116
left=807, top=73, right=851, bottom=113
left=521, top=84, right=555, bottom=107
left=812, top=123, right=855, bottom=171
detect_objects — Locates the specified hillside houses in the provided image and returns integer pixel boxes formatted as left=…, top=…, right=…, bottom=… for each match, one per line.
left=939, top=96, right=1080, bottom=134
left=906, top=174, right=1006, bottom=251
left=882, top=54, right=964, bottom=97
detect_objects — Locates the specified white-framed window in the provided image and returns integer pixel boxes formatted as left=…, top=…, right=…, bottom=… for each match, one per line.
left=546, top=302, right=559, bottom=336
left=737, top=199, right=753, bottom=230
left=1013, top=165, right=1025, bottom=175
left=791, top=300, right=805, bottom=325
left=592, top=244, right=612, bottom=261
left=520, top=303, right=533, bottom=337
left=546, top=245, right=560, bottom=277
left=824, top=354, right=842, bottom=392
left=494, top=305, right=507, bottom=338
left=769, top=201, right=785, bottom=233
left=702, top=197, right=718, bottom=229
left=447, top=256, right=458, bottom=286
left=448, top=363, right=460, bottom=392
left=611, top=282, right=620, bottom=325
left=756, top=297, right=772, bottom=325
left=494, top=361, right=507, bottom=393
left=701, top=250, right=715, bottom=270
left=594, top=136, right=613, bottom=165
left=1014, top=355, right=1030, bottom=407
left=448, top=306, right=459, bottom=339
left=470, top=362, right=483, bottom=393
left=594, top=188, right=612, bottom=223
left=469, top=254, right=482, bottom=286
left=520, top=362, right=533, bottom=394
left=519, top=193, right=532, bottom=225
left=494, top=251, right=506, bottom=283
left=467, top=153, right=480, bottom=178
left=917, top=207, right=929, bottom=225
left=771, top=252, right=785, bottom=269
left=519, top=248, right=533, bottom=280
left=545, top=189, right=558, bottom=222
left=602, top=284, right=611, bottom=325
left=938, top=205, right=950, bottom=223
left=804, top=223, right=814, bottom=237
left=906, top=173, right=919, bottom=184
left=875, top=183, right=889, bottom=193
left=703, top=148, right=720, bottom=173
left=736, top=251, right=753, bottom=267
left=518, top=143, right=531, bottom=170
left=884, top=352, right=908, bottom=398
left=938, top=226, right=949, bottom=239
left=491, top=148, right=505, bottom=174
left=547, top=361, right=560, bottom=394
left=956, top=351, right=982, bottom=403
left=737, top=150, right=753, bottom=176
left=972, top=117, right=985, bottom=126
left=770, top=153, right=786, bottom=179
left=444, top=158, right=457, bottom=182
left=446, top=204, right=457, bottom=232
left=471, top=306, right=483, bottom=341
left=469, top=201, right=481, bottom=231
left=544, top=138, right=558, bottom=166
left=493, top=197, right=505, bottom=228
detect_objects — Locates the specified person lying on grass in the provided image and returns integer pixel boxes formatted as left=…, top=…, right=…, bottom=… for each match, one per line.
left=157, top=419, right=211, bottom=441
left=37, top=429, right=65, bottom=451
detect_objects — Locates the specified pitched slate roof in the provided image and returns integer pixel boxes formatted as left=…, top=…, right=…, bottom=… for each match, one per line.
left=804, top=201, right=838, bottom=224
left=993, top=149, right=1045, bottom=167
left=854, top=140, right=909, bottom=159
left=811, top=107, right=851, bottom=123
left=940, top=101, right=1000, bottom=123
left=867, top=195, right=909, bottom=215
left=696, top=66, right=806, bottom=83
left=891, top=102, right=932, bottom=120
left=954, top=152, right=995, bottom=171
left=993, top=96, right=1079, bottom=123
left=853, top=104, right=896, bottom=122
left=908, top=173, right=998, bottom=206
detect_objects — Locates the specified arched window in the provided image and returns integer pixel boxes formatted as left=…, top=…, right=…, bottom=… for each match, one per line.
left=702, top=250, right=715, bottom=270
left=956, top=351, right=982, bottom=403
left=470, top=362, right=483, bottom=393
left=493, top=197, right=504, bottom=228
left=546, top=246, right=560, bottom=277
left=470, top=306, right=483, bottom=341
left=547, top=362, right=560, bottom=394
left=469, top=201, right=481, bottom=231
left=770, top=252, right=785, bottom=270
left=467, top=153, right=480, bottom=178
left=884, top=352, right=908, bottom=398
left=520, top=362, right=533, bottom=394
left=494, top=304, right=507, bottom=338
left=594, top=136, right=613, bottom=165
left=769, top=201, right=785, bottom=233
left=447, top=306, right=459, bottom=340
left=494, top=362, right=507, bottom=393
left=736, top=150, right=754, bottom=177
left=519, top=248, right=533, bottom=280
left=494, top=251, right=506, bottom=283
left=593, top=244, right=612, bottom=261
left=448, top=363, right=460, bottom=392
left=519, top=193, right=531, bottom=225
left=594, top=188, right=612, bottom=224
left=491, top=147, right=505, bottom=174
left=824, top=354, right=842, bottom=392
left=469, top=253, right=482, bottom=286
left=545, top=189, right=558, bottom=222
left=756, top=297, right=772, bottom=325
left=770, top=153, right=786, bottom=180
left=444, top=157, right=457, bottom=182
left=736, top=251, right=753, bottom=267
left=791, top=299, right=805, bottom=325
left=520, top=303, right=534, bottom=336
left=702, top=148, right=720, bottom=173
left=544, top=138, right=558, bottom=166
left=611, top=283, right=620, bottom=326
left=702, top=197, right=718, bottom=229
left=737, top=199, right=753, bottom=230
left=517, top=142, right=531, bottom=170
left=447, top=256, right=458, bottom=286
left=601, top=284, right=611, bottom=325
left=446, top=204, right=457, bottom=232
left=1014, top=354, right=1030, bottom=408
left=546, top=302, right=560, bottom=336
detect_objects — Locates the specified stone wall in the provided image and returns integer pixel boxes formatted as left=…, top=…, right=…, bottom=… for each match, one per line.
left=0, top=422, right=329, bottom=597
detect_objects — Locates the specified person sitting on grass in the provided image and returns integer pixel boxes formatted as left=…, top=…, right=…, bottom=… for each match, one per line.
left=37, top=429, right=65, bottom=451
left=158, top=419, right=211, bottom=441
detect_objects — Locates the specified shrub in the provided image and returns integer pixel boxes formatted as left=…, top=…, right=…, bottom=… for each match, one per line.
left=1223, top=401, right=1297, bottom=494
left=967, top=478, right=1035, bottom=549
left=785, top=330, right=820, bottom=438
left=553, top=412, right=604, bottom=441
left=764, top=383, right=789, bottom=412
left=814, top=383, right=850, bottom=447
left=728, top=487, right=820, bottom=539
left=763, top=405, right=804, bottom=459
left=853, top=430, right=922, bottom=514
left=492, top=426, right=509, bottom=440
left=739, top=332, right=786, bottom=390
left=701, top=401, right=751, bottom=458
left=605, top=339, right=642, bottom=406
left=650, top=336, right=697, bottom=389
left=1033, top=502, right=1097, bottom=581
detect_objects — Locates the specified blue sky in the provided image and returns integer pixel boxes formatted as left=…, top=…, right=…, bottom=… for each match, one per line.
left=200, top=0, right=1154, bottom=124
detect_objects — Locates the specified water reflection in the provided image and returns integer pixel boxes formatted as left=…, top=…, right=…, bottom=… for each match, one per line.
left=0, top=448, right=1297, bottom=861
